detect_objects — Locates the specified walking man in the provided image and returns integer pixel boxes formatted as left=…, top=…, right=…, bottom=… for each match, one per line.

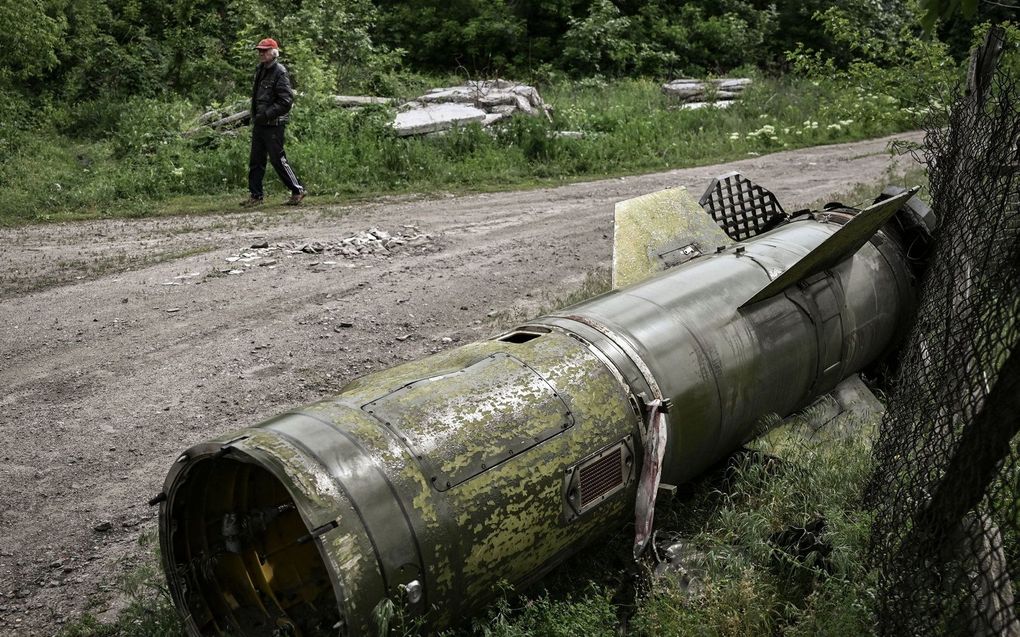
left=242, top=38, right=306, bottom=207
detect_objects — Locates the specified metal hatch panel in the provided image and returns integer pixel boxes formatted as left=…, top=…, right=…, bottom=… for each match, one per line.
left=361, top=353, right=574, bottom=491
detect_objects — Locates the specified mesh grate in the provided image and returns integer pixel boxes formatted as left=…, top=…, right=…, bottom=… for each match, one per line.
left=864, top=27, right=1020, bottom=637
left=698, top=172, right=787, bottom=240
left=579, top=446, right=623, bottom=507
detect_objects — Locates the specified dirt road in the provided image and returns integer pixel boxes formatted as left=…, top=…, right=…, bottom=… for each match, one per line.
left=0, top=132, right=922, bottom=634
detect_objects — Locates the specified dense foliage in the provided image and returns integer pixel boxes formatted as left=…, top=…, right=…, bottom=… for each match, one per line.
left=0, top=0, right=1013, bottom=223
left=4, top=0, right=1010, bottom=103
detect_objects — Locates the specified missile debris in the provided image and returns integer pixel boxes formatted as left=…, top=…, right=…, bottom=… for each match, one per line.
left=156, top=173, right=934, bottom=635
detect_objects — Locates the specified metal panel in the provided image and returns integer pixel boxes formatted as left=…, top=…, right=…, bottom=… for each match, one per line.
left=362, top=353, right=574, bottom=491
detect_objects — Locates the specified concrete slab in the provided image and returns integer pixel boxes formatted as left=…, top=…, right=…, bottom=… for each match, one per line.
left=662, top=78, right=751, bottom=101
left=392, top=103, right=487, bottom=136
left=419, top=88, right=475, bottom=103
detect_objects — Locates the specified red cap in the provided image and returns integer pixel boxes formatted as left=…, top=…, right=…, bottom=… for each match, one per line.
left=254, top=38, right=279, bottom=50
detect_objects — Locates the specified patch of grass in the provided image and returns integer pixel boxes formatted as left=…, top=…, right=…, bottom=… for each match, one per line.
left=639, top=426, right=876, bottom=636
left=460, top=416, right=879, bottom=637
left=1, top=76, right=923, bottom=226
left=59, top=533, right=184, bottom=637
left=808, top=161, right=929, bottom=210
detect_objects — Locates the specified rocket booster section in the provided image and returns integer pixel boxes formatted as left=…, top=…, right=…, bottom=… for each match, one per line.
left=156, top=176, right=932, bottom=636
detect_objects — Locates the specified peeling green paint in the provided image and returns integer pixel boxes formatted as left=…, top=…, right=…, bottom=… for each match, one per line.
left=409, top=469, right=440, bottom=527
left=204, top=331, right=641, bottom=631
left=235, top=430, right=340, bottom=513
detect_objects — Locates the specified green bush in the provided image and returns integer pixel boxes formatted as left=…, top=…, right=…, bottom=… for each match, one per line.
left=786, top=0, right=960, bottom=130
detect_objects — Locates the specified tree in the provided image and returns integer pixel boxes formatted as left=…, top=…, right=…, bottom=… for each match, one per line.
left=1, top=0, right=66, bottom=85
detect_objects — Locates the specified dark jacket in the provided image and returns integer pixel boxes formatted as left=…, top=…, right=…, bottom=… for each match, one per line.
left=250, top=60, right=293, bottom=126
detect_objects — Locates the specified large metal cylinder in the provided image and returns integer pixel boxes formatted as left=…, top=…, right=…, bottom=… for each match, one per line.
left=158, top=212, right=915, bottom=636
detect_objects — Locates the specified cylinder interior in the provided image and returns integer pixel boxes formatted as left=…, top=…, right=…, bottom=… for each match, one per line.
left=164, top=457, right=341, bottom=636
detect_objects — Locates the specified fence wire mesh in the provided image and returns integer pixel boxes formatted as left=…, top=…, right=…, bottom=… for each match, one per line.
left=865, top=27, right=1020, bottom=637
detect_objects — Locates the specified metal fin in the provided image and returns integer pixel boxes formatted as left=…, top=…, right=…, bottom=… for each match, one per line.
left=739, top=188, right=918, bottom=308
left=699, top=172, right=788, bottom=240
left=612, top=187, right=733, bottom=289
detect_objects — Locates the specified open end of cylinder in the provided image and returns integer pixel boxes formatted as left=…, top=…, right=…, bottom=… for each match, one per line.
left=163, top=456, right=341, bottom=636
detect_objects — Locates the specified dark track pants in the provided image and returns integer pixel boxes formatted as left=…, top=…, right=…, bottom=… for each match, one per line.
left=248, top=124, right=303, bottom=198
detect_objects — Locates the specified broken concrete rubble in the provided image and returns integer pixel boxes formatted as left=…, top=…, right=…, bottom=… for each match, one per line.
left=395, top=80, right=553, bottom=136
left=187, top=94, right=391, bottom=136
left=661, top=78, right=752, bottom=108
left=332, top=95, right=394, bottom=107
left=185, top=101, right=251, bottom=136
left=186, top=80, right=552, bottom=138
left=204, top=227, right=439, bottom=281
left=674, top=101, right=735, bottom=111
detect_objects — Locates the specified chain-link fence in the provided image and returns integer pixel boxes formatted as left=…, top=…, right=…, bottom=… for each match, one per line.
left=865, top=26, right=1020, bottom=636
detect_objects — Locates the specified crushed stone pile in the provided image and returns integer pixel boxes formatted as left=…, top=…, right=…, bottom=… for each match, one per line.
left=213, top=227, right=437, bottom=277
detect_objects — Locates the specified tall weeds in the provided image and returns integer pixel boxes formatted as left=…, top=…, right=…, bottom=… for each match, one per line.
left=1, top=76, right=922, bottom=225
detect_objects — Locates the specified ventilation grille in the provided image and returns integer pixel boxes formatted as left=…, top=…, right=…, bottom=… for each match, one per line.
left=579, top=446, right=623, bottom=507
left=562, top=438, right=635, bottom=522
left=699, top=172, right=787, bottom=241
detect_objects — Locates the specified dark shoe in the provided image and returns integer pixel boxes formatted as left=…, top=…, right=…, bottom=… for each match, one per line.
left=284, top=191, right=306, bottom=206
left=240, top=196, right=264, bottom=208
